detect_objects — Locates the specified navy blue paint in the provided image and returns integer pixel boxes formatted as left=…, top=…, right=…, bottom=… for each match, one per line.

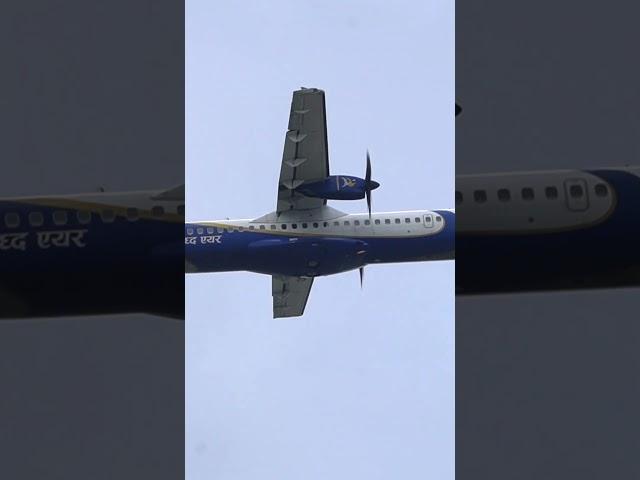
left=296, top=175, right=380, bottom=201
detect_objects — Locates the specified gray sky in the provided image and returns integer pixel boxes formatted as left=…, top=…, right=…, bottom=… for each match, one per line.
left=186, top=1, right=453, bottom=479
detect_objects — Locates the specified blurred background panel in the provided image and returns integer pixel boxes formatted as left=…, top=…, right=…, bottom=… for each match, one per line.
left=0, top=1, right=184, bottom=479
left=457, top=1, right=640, bottom=478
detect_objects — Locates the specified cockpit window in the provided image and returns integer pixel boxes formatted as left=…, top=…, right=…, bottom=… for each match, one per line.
left=521, top=188, right=534, bottom=201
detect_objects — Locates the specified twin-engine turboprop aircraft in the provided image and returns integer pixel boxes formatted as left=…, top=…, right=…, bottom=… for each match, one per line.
left=186, top=88, right=455, bottom=318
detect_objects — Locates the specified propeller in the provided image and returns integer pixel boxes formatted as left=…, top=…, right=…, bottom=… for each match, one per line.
left=359, top=267, right=364, bottom=289
left=364, top=150, right=380, bottom=218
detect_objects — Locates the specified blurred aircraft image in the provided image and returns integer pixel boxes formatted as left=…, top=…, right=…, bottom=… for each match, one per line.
left=455, top=104, right=640, bottom=294
left=185, top=88, right=455, bottom=317
left=0, top=186, right=184, bottom=319
left=456, top=167, right=640, bottom=294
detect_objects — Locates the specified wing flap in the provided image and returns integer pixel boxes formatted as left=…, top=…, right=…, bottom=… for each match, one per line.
left=272, top=275, right=314, bottom=318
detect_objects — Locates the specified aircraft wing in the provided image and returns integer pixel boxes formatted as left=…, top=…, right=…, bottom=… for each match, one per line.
left=277, top=88, right=330, bottom=214
left=272, top=275, right=314, bottom=318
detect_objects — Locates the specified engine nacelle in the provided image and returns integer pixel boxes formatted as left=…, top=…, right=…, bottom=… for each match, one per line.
left=296, top=175, right=380, bottom=201
left=247, top=237, right=368, bottom=277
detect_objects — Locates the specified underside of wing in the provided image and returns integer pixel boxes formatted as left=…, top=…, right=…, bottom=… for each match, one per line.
left=277, top=88, right=330, bottom=214
left=272, top=275, right=314, bottom=318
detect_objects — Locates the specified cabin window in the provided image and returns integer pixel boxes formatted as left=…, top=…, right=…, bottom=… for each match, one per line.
left=29, top=212, right=44, bottom=227
left=323, top=222, right=329, bottom=227
left=405, top=218, right=411, bottom=223
left=126, top=208, right=139, bottom=221
left=53, top=211, right=68, bottom=226
left=385, top=219, right=391, bottom=224
left=375, top=219, right=381, bottom=225
left=187, top=228, right=194, bottom=235
left=365, top=220, right=371, bottom=226
left=302, top=223, right=308, bottom=228
left=196, top=227, right=204, bottom=234
left=436, top=216, right=442, bottom=222
left=333, top=221, right=340, bottom=227
left=395, top=218, right=401, bottom=224
left=249, top=225, right=255, bottom=230
left=473, top=190, right=487, bottom=203
left=497, top=189, right=511, bottom=202
left=77, top=210, right=91, bottom=224
left=101, top=209, right=115, bottom=223
left=414, top=217, right=421, bottom=223
left=270, top=224, right=276, bottom=230
left=545, top=186, right=558, bottom=199
left=4, top=212, right=20, bottom=228
left=291, top=224, right=298, bottom=229
left=569, top=184, right=584, bottom=198
left=152, top=206, right=165, bottom=217
left=521, top=188, right=534, bottom=201
left=281, top=224, right=287, bottom=230
left=313, top=222, right=319, bottom=228
left=177, top=205, right=185, bottom=216
left=595, top=183, right=609, bottom=197
left=207, top=227, right=215, bottom=234
left=354, top=220, right=360, bottom=226
left=259, top=225, right=266, bottom=230
left=455, top=191, right=463, bottom=205
left=344, top=221, right=350, bottom=226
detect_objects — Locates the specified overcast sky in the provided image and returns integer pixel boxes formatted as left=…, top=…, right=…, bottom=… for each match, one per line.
left=186, top=1, right=454, bottom=479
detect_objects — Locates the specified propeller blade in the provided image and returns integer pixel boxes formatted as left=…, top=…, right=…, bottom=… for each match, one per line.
left=365, top=150, right=372, bottom=184
left=359, top=267, right=364, bottom=289
left=365, top=150, right=372, bottom=218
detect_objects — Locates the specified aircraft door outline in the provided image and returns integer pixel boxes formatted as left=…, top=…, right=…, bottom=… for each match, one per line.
left=563, top=178, right=589, bottom=212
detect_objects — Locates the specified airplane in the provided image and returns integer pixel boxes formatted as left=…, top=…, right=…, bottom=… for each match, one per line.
left=185, top=88, right=455, bottom=318
left=0, top=186, right=185, bottom=319
left=454, top=103, right=640, bottom=294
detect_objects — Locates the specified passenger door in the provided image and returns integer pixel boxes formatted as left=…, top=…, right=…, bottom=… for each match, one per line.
left=563, top=178, right=589, bottom=212
left=423, top=214, right=435, bottom=229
